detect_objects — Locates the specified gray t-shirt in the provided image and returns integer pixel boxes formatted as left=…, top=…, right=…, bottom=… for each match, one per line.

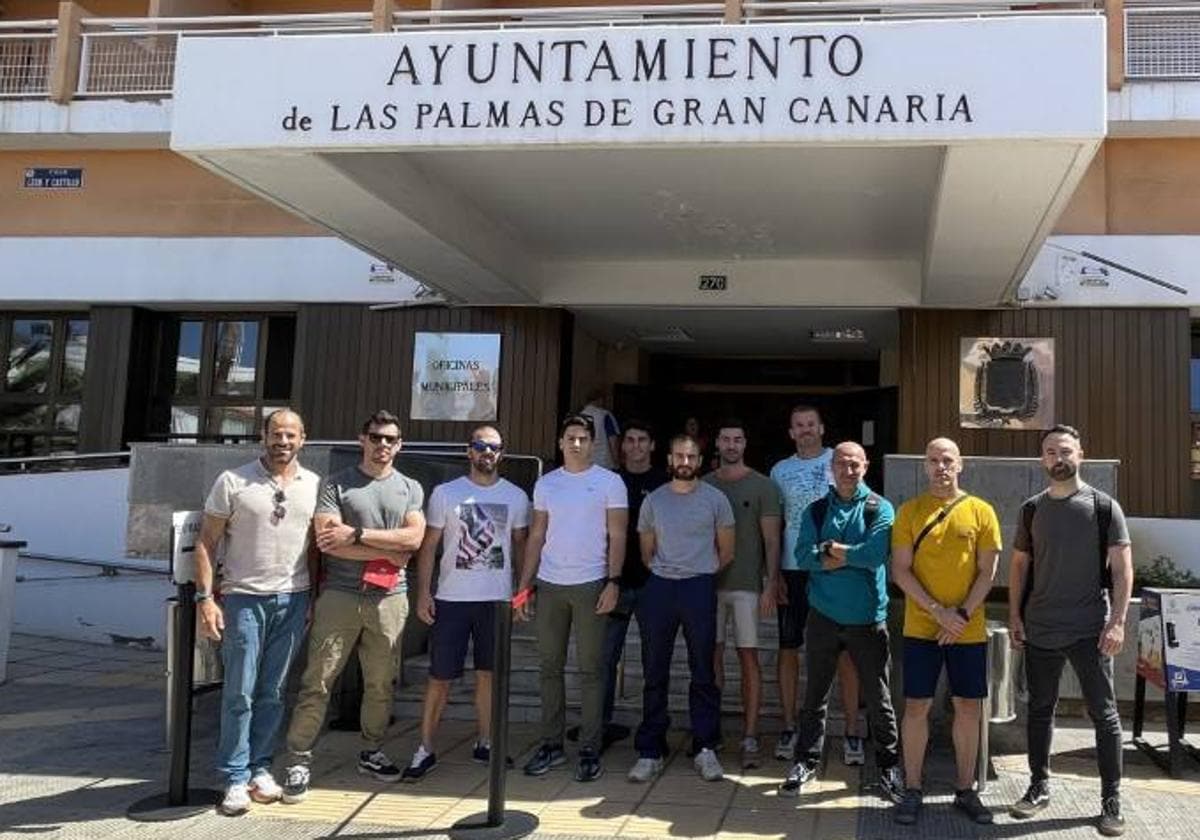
left=317, top=466, right=424, bottom=595
left=703, top=470, right=782, bottom=593
left=638, top=482, right=735, bottom=580
left=1015, top=484, right=1130, bottom=648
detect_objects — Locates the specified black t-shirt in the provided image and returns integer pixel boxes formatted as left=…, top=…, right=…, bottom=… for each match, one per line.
left=620, top=467, right=669, bottom=589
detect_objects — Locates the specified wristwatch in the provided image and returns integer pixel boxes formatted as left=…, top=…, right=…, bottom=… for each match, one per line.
left=193, top=590, right=212, bottom=603
left=955, top=606, right=971, bottom=622
left=352, top=526, right=364, bottom=545
left=606, top=576, right=621, bottom=587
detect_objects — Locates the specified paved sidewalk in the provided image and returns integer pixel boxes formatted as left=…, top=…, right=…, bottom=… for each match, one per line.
left=3, top=632, right=1200, bottom=839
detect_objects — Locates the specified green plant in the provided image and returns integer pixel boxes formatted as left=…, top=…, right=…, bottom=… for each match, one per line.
left=1135, top=555, right=1200, bottom=590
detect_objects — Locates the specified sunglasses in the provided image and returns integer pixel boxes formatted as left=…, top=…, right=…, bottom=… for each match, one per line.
left=469, top=441, right=503, bottom=453
left=271, top=489, right=286, bottom=525
left=367, top=432, right=399, bottom=446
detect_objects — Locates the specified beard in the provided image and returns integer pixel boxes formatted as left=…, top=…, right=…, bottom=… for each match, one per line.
left=1047, top=462, right=1077, bottom=481
left=474, top=459, right=497, bottom=474
left=670, top=465, right=697, bottom=481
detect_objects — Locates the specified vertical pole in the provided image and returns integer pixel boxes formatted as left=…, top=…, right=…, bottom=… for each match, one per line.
left=168, top=582, right=198, bottom=805
left=977, top=628, right=991, bottom=792
left=486, top=600, right=513, bottom=826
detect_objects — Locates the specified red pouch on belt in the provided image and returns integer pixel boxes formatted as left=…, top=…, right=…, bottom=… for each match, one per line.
left=361, top=559, right=400, bottom=591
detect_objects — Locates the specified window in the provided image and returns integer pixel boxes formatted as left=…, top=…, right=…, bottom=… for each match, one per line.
left=0, top=315, right=89, bottom=457
left=163, top=315, right=295, bottom=443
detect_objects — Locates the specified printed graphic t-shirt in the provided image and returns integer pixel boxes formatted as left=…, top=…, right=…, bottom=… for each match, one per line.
left=770, top=449, right=833, bottom=571
left=427, top=476, right=531, bottom=602
left=533, top=465, right=628, bottom=585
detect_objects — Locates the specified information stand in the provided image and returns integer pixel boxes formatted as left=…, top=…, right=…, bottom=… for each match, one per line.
left=1133, top=587, right=1200, bottom=777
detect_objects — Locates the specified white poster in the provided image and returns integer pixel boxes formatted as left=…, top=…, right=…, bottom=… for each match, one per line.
left=411, top=332, right=501, bottom=421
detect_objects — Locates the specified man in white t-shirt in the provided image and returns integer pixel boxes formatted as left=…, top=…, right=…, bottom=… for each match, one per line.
left=516, top=414, right=627, bottom=782
left=403, top=425, right=530, bottom=781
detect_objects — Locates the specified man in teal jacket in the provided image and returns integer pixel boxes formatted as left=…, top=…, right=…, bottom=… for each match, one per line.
left=779, top=441, right=903, bottom=803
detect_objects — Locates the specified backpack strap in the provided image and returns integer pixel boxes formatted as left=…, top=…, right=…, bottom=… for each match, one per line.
left=1018, top=496, right=1038, bottom=618
left=809, top=496, right=830, bottom=536
left=863, top=492, right=882, bottom=531
left=1094, top=489, right=1114, bottom=591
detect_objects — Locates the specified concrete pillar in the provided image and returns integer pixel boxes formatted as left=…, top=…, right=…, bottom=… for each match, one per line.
left=723, top=0, right=741, bottom=25
left=49, top=1, right=86, bottom=105
left=1107, top=0, right=1125, bottom=91
left=0, top=539, right=27, bottom=685
left=372, top=0, right=395, bottom=32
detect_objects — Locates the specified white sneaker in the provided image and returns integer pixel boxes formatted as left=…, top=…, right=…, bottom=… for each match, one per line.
left=740, top=736, right=761, bottom=770
left=843, top=735, right=865, bottom=767
left=219, top=782, right=251, bottom=816
left=627, top=757, right=664, bottom=783
left=248, top=769, right=282, bottom=803
left=694, top=748, right=724, bottom=782
left=774, top=729, right=797, bottom=760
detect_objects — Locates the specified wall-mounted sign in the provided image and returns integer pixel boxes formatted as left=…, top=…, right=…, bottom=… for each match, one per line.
left=23, top=167, right=83, bottom=189
left=698, top=275, right=728, bottom=292
left=411, top=332, right=501, bottom=421
left=959, top=337, right=1054, bottom=430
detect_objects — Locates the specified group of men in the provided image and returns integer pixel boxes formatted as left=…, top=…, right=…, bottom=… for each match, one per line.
left=196, top=403, right=1133, bottom=838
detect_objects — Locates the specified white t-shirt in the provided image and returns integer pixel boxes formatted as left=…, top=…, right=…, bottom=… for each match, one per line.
left=579, top=404, right=620, bottom=469
left=426, top=476, right=531, bottom=601
left=533, top=465, right=628, bottom=585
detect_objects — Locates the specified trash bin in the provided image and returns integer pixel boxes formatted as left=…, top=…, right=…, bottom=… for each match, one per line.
left=164, top=597, right=223, bottom=746
left=986, top=620, right=1017, bottom=724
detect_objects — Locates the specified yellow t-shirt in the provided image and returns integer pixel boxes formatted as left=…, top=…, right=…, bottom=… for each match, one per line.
left=892, top=493, right=1002, bottom=644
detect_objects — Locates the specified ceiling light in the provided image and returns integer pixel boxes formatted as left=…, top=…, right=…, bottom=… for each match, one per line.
left=810, top=328, right=866, bottom=343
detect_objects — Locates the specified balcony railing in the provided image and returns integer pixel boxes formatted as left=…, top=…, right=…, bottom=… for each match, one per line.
left=1126, top=5, right=1200, bottom=80
left=0, top=21, right=56, bottom=99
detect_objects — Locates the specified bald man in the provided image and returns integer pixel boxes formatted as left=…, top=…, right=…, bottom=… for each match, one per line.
left=890, top=438, right=1001, bottom=826
left=779, top=442, right=902, bottom=804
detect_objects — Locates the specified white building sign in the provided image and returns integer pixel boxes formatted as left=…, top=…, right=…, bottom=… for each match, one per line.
left=411, top=332, right=501, bottom=421
left=172, top=17, right=1105, bottom=150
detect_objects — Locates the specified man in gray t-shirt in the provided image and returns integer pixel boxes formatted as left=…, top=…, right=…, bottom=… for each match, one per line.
left=1007, top=424, right=1133, bottom=836
left=629, top=435, right=735, bottom=784
left=281, top=410, right=426, bottom=804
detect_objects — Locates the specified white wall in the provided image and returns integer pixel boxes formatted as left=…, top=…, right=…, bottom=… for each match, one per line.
left=0, top=236, right=429, bottom=305
left=0, top=468, right=129, bottom=560
left=1018, top=235, right=1200, bottom=306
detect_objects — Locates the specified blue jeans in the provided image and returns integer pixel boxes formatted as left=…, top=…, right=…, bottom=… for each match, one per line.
left=633, top=573, right=719, bottom=758
left=216, top=591, right=310, bottom=785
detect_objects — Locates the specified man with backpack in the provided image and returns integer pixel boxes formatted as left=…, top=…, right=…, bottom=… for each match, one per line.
left=778, top=442, right=903, bottom=803
left=1008, top=424, right=1133, bottom=837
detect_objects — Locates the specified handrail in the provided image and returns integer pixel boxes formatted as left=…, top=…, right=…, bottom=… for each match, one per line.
left=1125, top=4, right=1200, bottom=80
left=18, top=551, right=169, bottom=575
left=0, top=451, right=130, bottom=467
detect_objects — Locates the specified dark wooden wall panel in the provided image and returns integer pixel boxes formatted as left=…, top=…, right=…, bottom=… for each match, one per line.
left=898, top=308, right=1190, bottom=517
left=294, top=305, right=568, bottom=461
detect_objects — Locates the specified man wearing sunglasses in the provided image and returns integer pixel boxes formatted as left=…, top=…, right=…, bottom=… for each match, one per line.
left=403, top=425, right=530, bottom=780
left=281, top=410, right=426, bottom=804
left=194, top=409, right=321, bottom=817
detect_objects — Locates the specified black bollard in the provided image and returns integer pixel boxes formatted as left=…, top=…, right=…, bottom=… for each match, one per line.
left=448, top=599, right=538, bottom=840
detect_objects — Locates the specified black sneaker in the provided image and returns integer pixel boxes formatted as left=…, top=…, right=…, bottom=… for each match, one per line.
left=778, top=761, right=815, bottom=797
left=1099, top=795, right=1125, bottom=837
left=523, top=743, right=566, bottom=777
left=575, top=748, right=604, bottom=782
left=471, top=742, right=514, bottom=768
left=893, top=788, right=923, bottom=825
left=358, top=749, right=402, bottom=783
left=1009, top=781, right=1050, bottom=818
left=401, top=749, right=437, bottom=782
left=878, top=765, right=905, bottom=804
left=280, top=765, right=309, bottom=804
left=954, top=788, right=993, bottom=824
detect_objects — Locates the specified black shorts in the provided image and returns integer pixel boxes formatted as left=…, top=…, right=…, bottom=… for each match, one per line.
left=428, top=599, right=496, bottom=680
left=776, top=569, right=811, bottom=650
left=903, top=637, right=988, bottom=699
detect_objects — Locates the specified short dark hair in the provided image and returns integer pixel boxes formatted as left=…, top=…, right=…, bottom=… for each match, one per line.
left=623, top=418, right=654, bottom=440
left=263, top=408, right=304, bottom=435
left=361, top=409, right=402, bottom=435
left=560, top=413, right=595, bottom=439
left=470, top=424, right=503, bottom=444
left=716, top=418, right=746, bottom=436
left=1040, top=423, right=1081, bottom=448
left=789, top=404, right=822, bottom=424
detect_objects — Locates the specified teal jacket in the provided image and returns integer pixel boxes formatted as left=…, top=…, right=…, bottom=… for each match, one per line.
left=794, top=483, right=894, bottom=625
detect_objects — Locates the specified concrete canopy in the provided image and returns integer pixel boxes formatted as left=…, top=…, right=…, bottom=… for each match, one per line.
left=172, top=15, right=1106, bottom=311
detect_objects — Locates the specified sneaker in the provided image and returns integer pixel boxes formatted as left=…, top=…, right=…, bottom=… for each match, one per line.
left=740, top=736, right=761, bottom=770
left=248, top=769, right=282, bottom=804
left=1009, top=781, right=1051, bottom=819
left=280, top=765, right=310, bottom=804
left=1099, top=795, right=1125, bottom=837
left=402, top=746, right=437, bottom=782
left=878, top=765, right=905, bottom=804
left=774, top=729, right=797, bottom=760
left=470, top=742, right=514, bottom=768
left=524, top=743, right=566, bottom=777
left=778, top=761, right=815, bottom=797
left=627, top=757, right=664, bottom=783
left=893, top=787, right=923, bottom=825
left=358, top=749, right=402, bottom=783
left=218, top=782, right=250, bottom=816
left=954, top=788, right=994, bottom=825
left=694, top=747, right=724, bottom=781
left=843, top=735, right=865, bottom=767
left=576, top=748, right=604, bottom=782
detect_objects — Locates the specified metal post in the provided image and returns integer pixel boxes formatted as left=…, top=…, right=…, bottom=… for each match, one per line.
left=449, top=600, right=537, bottom=840
left=0, top=537, right=27, bottom=686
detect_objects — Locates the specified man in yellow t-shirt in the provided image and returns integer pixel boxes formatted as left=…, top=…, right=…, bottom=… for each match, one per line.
left=890, top=438, right=1001, bottom=828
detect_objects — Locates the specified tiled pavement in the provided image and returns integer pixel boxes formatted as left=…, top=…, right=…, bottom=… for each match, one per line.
left=3, top=632, right=1200, bottom=839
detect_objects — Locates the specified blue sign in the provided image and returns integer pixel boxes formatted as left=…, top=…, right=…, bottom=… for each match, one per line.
left=23, top=167, right=83, bottom=189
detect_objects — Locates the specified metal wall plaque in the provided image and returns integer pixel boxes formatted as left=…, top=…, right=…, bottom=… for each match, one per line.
left=959, top=337, right=1054, bottom=430
left=23, top=167, right=84, bottom=189
left=411, top=332, right=501, bottom=421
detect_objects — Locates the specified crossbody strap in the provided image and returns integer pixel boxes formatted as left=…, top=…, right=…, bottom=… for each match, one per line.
left=911, top=494, right=970, bottom=556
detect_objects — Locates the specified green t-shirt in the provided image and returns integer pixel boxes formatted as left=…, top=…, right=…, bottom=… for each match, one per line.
left=703, top=469, right=782, bottom=593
